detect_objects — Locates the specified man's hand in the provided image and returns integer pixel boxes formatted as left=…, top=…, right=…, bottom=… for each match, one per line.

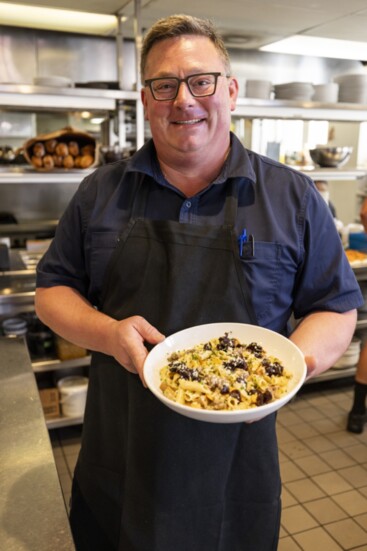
left=110, top=315, right=165, bottom=385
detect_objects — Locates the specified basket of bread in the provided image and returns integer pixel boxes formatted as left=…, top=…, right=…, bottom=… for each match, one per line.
left=23, top=126, right=97, bottom=171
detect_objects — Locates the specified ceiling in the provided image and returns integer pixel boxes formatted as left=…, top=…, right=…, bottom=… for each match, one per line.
left=8, top=0, right=367, bottom=49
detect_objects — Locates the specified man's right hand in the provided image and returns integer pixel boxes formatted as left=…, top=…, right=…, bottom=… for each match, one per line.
left=109, top=316, right=165, bottom=385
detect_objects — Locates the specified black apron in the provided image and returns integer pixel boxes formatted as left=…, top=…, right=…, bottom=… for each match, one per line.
left=70, top=179, right=281, bottom=551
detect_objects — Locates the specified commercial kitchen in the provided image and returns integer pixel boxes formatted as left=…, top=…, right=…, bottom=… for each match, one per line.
left=1, top=1, right=367, bottom=550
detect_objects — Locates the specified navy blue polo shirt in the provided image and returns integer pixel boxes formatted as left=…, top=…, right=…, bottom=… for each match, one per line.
left=36, top=133, right=363, bottom=332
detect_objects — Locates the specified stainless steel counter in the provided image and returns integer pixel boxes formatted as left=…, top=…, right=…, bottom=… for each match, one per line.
left=0, top=336, right=75, bottom=550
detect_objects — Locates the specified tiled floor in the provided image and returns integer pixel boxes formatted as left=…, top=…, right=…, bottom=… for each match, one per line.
left=50, top=380, right=367, bottom=550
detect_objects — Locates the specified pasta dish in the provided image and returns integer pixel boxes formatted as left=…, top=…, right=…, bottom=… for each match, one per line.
left=159, top=333, right=292, bottom=411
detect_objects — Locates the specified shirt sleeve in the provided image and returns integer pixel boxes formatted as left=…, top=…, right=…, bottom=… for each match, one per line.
left=36, top=179, right=90, bottom=297
left=292, top=184, right=364, bottom=318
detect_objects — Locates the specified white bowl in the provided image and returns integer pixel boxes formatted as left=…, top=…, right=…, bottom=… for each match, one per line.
left=245, top=79, right=273, bottom=99
left=144, top=322, right=307, bottom=424
left=312, top=83, right=339, bottom=103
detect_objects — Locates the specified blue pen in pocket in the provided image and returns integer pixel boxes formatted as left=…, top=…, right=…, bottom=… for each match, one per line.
left=238, top=229, right=255, bottom=258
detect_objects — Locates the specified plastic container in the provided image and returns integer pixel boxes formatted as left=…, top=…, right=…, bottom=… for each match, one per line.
left=349, top=232, right=367, bottom=253
left=2, top=317, right=27, bottom=336
left=55, top=335, right=88, bottom=360
left=57, top=376, right=88, bottom=417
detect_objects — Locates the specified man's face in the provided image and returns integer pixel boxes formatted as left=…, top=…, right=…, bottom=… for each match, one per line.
left=141, top=35, right=238, bottom=162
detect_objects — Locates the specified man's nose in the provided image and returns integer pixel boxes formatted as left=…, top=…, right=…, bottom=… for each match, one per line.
left=174, top=81, right=195, bottom=104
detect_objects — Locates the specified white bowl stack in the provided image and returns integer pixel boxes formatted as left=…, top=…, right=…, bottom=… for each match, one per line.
left=333, top=337, right=361, bottom=369
left=334, top=73, right=367, bottom=104
left=245, top=79, right=273, bottom=99
left=312, top=83, right=339, bottom=103
left=273, top=82, right=314, bottom=101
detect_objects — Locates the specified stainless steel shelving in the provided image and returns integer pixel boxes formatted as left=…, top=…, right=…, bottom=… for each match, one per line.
left=234, top=97, right=367, bottom=122
left=33, top=355, right=91, bottom=373
left=0, top=166, right=94, bottom=184
left=0, top=83, right=139, bottom=111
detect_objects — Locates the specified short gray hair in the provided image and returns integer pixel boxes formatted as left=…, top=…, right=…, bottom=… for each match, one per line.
left=140, top=14, right=231, bottom=81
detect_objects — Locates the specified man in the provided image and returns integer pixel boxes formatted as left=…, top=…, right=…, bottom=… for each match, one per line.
left=35, top=14, right=362, bottom=551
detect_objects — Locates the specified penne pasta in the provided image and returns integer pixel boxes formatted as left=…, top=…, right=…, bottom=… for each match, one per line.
left=159, top=333, right=292, bottom=411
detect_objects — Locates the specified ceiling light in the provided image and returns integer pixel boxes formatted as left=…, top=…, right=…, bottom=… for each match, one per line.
left=260, top=35, right=367, bottom=62
left=0, top=2, right=126, bottom=36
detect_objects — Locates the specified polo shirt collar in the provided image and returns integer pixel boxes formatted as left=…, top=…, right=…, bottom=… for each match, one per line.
left=126, top=132, right=256, bottom=185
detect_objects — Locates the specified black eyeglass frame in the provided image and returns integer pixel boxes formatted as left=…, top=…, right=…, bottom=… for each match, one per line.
left=144, top=72, right=229, bottom=101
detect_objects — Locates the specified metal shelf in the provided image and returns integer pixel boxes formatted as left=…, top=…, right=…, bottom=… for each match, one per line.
left=306, top=365, right=356, bottom=384
left=46, top=414, right=84, bottom=430
left=300, top=168, right=367, bottom=180
left=0, top=167, right=94, bottom=184
left=234, top=97, right=367, bottom=122
left=0, top=83, right=139, bottom=112
left=357, top=315, right=367, bottom=330
left=32, top=355, right=91, bottom=373
left=353, top=266, right=367, bottom=282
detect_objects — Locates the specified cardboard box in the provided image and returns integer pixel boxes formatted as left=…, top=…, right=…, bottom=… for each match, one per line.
left=39, top=387, right=60, bottom=419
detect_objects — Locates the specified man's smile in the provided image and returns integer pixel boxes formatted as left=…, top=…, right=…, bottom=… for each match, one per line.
left=172, top=118, right=205, bottom=125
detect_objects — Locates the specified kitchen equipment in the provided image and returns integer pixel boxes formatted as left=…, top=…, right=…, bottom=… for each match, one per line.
left=309, top=146, right=353, bottom=167
left=0, top=243, right=10, bottom=270
left=99, top=144, right=131, bottom=164
left=144, top=322, right=307, bottom=424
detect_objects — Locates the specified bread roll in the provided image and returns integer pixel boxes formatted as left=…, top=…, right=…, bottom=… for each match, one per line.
left=31, top=155, right=43, bottom=168
left=52, top=155, right=63, bottom=167
left=55, top=142, right=69, bottom=157
left=68, top=141, right=80, bottom=157
left=74, top=156, right=82, bottom=168
left=63, top=154, right=74, bottom=169
left=80, top=154, right=94, bottom=168
left=43, top=155, right=54, bottom=169
left=81, top=144, right=95, bottom=156
left=33, top=142, right=45, bottom=157
left=45, top=139, right=57, bottom=154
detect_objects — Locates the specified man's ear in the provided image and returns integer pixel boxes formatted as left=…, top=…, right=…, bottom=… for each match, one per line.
left=141, top=88, right=149, bottom=121
left=228, top=77, right=239, bottom=112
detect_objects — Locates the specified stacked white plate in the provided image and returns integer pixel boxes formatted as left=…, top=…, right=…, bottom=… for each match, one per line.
left=274, top=82, right=314, bottom=101
left=245, top=79, right=273, bottom=99
left=333, top=73, right=367, bottom=104
left=312, top=83, right=339, bottom=103
left=333, top=337, right=361, bottom=369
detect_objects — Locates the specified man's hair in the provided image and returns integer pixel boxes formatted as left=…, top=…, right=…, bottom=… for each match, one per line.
left=140, top=14, right=231, bottom=81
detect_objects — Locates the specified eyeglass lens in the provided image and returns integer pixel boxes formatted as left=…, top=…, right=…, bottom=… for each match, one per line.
left=150, top=73, right=218, bottom=100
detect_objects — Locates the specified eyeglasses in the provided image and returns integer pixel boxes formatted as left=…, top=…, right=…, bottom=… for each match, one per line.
left=144, top=72, right=229, bottom=101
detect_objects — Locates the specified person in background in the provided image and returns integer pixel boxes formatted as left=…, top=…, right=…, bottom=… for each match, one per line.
left=347, top=196, right=367, bottom=433
left=314, top=180, right=337, bottom=218
left=34, top=14, right=362, bottom=551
